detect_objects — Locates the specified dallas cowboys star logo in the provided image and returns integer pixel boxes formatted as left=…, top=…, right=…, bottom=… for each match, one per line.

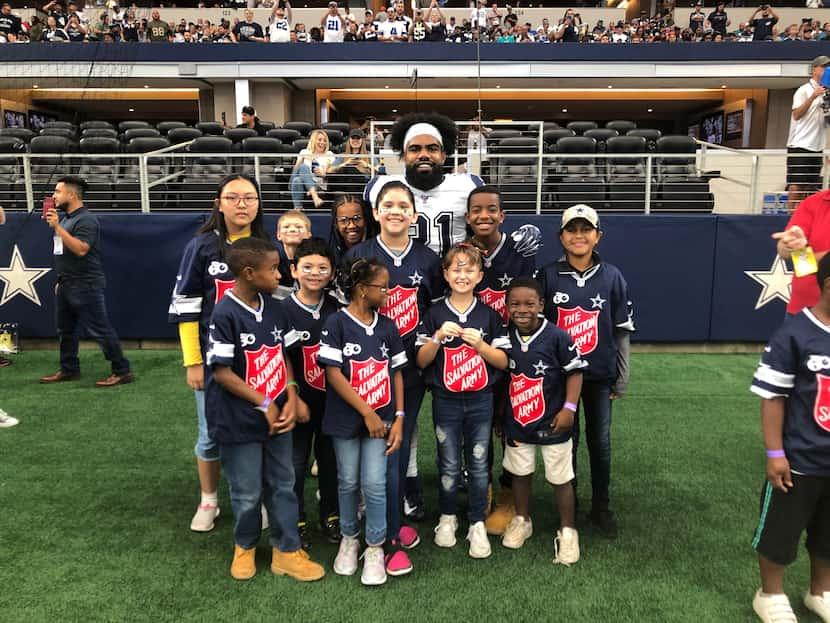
left=590, top=294, right=606, bottom=310
left=409, top=270, right=423, bottom=286
left=744, top=257, right=792, bottom=310
left=0, top=245, right=52, bottom=307
left=532, top=360, right=549, bottom=375
left=479, top=328, right=487, bottom=339
left=498, top=273, right=512, bottom=288
left=379, top=342, right=389, bottom=358
left=270, top=326, right=283, bottom=343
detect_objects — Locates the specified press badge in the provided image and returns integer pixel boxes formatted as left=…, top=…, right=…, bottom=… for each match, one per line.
left=792, top=246, right=818, bottom=277
left=53, top=235, right=63, bottom=255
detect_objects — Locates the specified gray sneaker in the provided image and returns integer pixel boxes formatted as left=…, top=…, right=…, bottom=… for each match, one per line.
left=360, top=545, right=387, bottom=586
left=333, top=535, right=359, bottom=576
left=0, top=410, right=18, bottom=428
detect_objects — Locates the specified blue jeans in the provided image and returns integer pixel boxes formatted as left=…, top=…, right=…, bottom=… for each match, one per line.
left=289, top=164, right=317, bottom=209
left=572, top=380, right=613, bottom=505
left=333, top=436, right=387, bottom=546
left=194, top=389, right=219, bottom=462
left=432, top=388, right=493, bottom=523
left=219, top=433, right=300, bottom=552
left=55, top=283, right=130, bottom=376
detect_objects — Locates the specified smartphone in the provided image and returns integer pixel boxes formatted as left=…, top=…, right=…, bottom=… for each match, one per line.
left=221, top=111, right=226, bottom=126
left=822, top=67, right=830, bottom=89
left=42, top=196, right=55, bottom=218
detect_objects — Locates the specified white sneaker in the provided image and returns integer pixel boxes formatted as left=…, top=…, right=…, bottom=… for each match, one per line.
left=466, top=521, right=491, bottom=559
left=553, top=527, right=580, bottom=566
left=0, top=411, right=19, bottom=428
left=502, top=515, right=533, bottom=549
left=333, top=535, right=359, bottom=576
left=805, top=591, right=830, bottom=623
left=190, top=502, right=220, bottom=532
left=433, top=514, right=458, bottom=548
left=752, top=589, right=796, bottom=623
left=360, top=545, right=387, bottom=586
left=261, top=504, right=269, bottom=531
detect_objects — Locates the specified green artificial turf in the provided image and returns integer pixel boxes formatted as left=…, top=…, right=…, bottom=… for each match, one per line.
left=0, top=351, right=817, bottom=622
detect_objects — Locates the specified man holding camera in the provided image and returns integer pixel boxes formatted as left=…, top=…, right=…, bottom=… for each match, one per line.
left=750, top=3, right=778, bottom=41
left=555, top=9, right=581, bottom=42
left=786, top=56, right=830, bottom=209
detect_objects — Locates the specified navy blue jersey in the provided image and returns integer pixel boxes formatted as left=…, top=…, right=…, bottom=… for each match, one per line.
left=476, top=233, right=537, bottom=325
left=205, top=291, right=299, bottom=444
left=318, top=309, right=407, bottom=439
left=280, top=292, right=340, bottom=406
left=750, top=310, right=830, bottom=476
left=345, top=236, right=443, bottom=362
left=504, top=319, right=586, bottom=445
left=274, top=240, right=297, bottom=300
left=415, top=297, right=510, bottom=393
left=535, top=253, right=634, bottom=383
left=168, top=231, right=239, bottom=355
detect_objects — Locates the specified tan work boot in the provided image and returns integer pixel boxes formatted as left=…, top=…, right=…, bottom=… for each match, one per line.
left=485, top=488, right=515, bottom=536
left=230, top=544, right=256, bottom=580
left=271, top=548, right=326, bottom=582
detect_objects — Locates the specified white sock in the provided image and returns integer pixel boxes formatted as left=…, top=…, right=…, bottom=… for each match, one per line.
left=406, top=431, right=418, bottom=478
left=201, top=491, right=218, bottom=507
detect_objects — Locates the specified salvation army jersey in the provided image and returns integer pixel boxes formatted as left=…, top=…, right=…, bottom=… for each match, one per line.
left=205, top=291, right=299, bottom=444
left=345, top=236, right=443, bottom=361
left=476, top=233, right=537, bottom=325
left=751, top=309, right=830, bottom=476
left=318, top=309, right=407, bottom=438
left=504, top=319, right=586, bottom=445
left=280, top=292, right=339, bottom=405
left=415, top=297, right=510, bottom=393
left=363, top=173, right=484, bottom=257
left=535, top=253, right=634, bottom=384
left=168, top=231, right=240, bottom=355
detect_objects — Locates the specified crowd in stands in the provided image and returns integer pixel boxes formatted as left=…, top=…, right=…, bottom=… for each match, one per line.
left=2, top=0, right=830, bottom=43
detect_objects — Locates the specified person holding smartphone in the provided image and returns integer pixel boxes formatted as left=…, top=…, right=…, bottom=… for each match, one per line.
left=750, top=3, right=778, bottom=40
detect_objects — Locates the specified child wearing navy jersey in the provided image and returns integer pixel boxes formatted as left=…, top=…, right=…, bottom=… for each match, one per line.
left=415, top=244, right=509, bottom=559
left=206, top=237, right=325, bottom=582
left=535, top=204, right=634, bottom=540
left=501, top=277, right=585, bottom=565
left=345, top=181, right=443, bottom=571
left=274, top=210, right=312, bottom=300
left=280, top=237, right=341, bottom=547
left=749, top=253, right=830, bottom=623
left=318, top=257, right=407, bottom=587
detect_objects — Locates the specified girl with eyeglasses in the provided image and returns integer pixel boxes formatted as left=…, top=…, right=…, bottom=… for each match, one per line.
left=168, top=174, right=271, bottom=535
left=328, top=193, right=378, bottom=268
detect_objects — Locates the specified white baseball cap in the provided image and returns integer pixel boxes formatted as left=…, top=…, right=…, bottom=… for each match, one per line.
left=560, top=204, right=600, bottom=230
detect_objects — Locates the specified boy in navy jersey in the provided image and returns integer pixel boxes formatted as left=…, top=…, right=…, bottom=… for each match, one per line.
left=501, top=277, right=585, bottom=565
left=749, top=253, right=830, bottom=623
left=416, top=244, right=509, bottom=559
left=206, top=238, right=325, bottom=582
left=281, top=237, right=341, bottom=547
left=275, top=210, right=312, bottom=300
left=535, top=204, right=634, bottom=539
left=465, top=185, right=537, bottom=536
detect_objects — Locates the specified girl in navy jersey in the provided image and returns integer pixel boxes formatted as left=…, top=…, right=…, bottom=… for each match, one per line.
left=281, top=237, right=341, bottom=547
left=415, top=243, right=510, bottom=559
left=328, top=194, right=377, bottom=268
left=168, top=174, right=271, bottom=534
left=318, top=257, right=406, bottom=586
left=345, top=181, right=443, bottom=574
left=206, top=238, right=325, bottom=582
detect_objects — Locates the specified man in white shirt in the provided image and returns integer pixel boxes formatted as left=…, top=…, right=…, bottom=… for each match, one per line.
left=269, top=1, right=292, bottom=42
left=786, top=55, right=830, bottom=208
left=321, top=1, right=345, bottom=42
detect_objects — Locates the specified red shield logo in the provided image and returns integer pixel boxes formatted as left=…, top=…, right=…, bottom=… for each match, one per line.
left=214, top=278, right=235, bottom=304
left=556, top=306, right=600, bottom=355
left=478, top=287, right=508, bottom=325
left=380, top=285, right=419, bottom=336
left=509, top=373, right=546, bottom=426
left=244, top=343, right=287, bottom=400
left=349, top=357, right=391, bottom=410
left=302, top=344, right=326, bottom=391
left=813, top=373, right=830, bottom=433
left=442, top=343, right=489, bottom=393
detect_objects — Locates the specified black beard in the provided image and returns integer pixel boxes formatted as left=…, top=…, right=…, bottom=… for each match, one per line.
left=405, top=162, right=444, bottom=191
left=57, top=201, right=71, bottom=212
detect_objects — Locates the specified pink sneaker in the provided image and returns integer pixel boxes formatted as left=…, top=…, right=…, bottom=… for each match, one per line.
left=399, top=525, right=421, bottom=549
left=385, top=544, right=413, bottom=577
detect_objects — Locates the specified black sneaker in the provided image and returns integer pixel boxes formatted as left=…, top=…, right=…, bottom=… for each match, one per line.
left=298, top=521, right=311, bottom=550
left=589, top=509, right=618, bottom=539
left=319, top=515, right=342, bottom=544
left=403, top=494, right=426, bottom=522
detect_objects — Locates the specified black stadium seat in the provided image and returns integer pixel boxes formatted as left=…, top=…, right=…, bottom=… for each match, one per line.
left=30, top=135, right=76, bottom=200
left=283, top=121, right=313, bottom=136
left=0, top=136, right=26, bottom=207
left=81, top=128, right=118, bottom=140
left=543, top=128, right=575, bottom=151
left=78, top=137, right=119, bottom=207
left=44, top=121, right=75, bottom=131
left=321, top=122, right=350, bottom=136
left=267, top=128, right=301, bottom=143
left=178, top=136, right=234, bottom=208
left=40, top=127, right=76, bottom=140
left=550, top=136, right=603, bottom=209
left=80, top=121, right=114, bottom=131
left=116, top=136, right=171, bottom=210
left=195, top=121, right=225, bottom=136
left=242, top=137, right=293, bottom=210
left=118, top=120, right=151, bottom=132
left=605, top=120, right=637, bottom=134
left=566, top=121, right=598, bottom=135
left=606, top=135, right=647, bottom=211
left=583, top=128, right=618, bottom=151
left=167, top=127, right=203, bottom=146
left=654, top=135, right=713, bottom=213
left=293, top=138, right=309, bottom=152
left=224, top=127, right=258, bottom=149
left=156, top=121, right=188, bottom=135
left=319, top=128, right=344, bottom=148
left=0, top=127, right=35, bottom=143
left=626, top=128, right=662, bottom=152
left=123, top=128, right=161, bottom=144
left=488, top=129, right=522, bottom=142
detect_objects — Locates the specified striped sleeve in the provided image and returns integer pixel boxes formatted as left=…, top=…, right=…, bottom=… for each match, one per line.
left=206, top=319, right=235, bottom=367
left=168, top=239, right=204, bottom=321
left=750, top=329, right=797, bottom=399
left=317, top=317, right=344, bottom=367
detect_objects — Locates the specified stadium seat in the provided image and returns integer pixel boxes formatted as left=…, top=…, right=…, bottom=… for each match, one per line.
left=167, top=127, right=203, bottom=146
left=605, top=120, right=637, bottom=134
left=566, top=121, right=598, bottom=135
left=258, top=121, right=276, bottom=132
left=118, top=120, right=151, bottom=132
left=195, top=121, right=225, bottom=136
left=123, top=128, right=161, bottom=144
left=321, top=122, right=350, bottom=136
left=224, top=128, right=258, bottom=149
left=583, top=128, right=619, bottom=152
left=81, top=128, right=118, bottom=140
left=319, top=128, right=344, bottom=148
left=117, top=136, right=172, bottom=210
left=179, top=136, right=234, bottom=209
left=284, top=121, right=313, bottom=136
left=488, top=129, right=522, bottom=143
left=40, top=128, right=76, bottom=140
left=78, top=137, right=119, bottom=208
left=626, top=128, right=662, bottom=152
left=242, top=138, right=294, bottom=211
left=550, top=136, right=604, bottom=209
left=293, top=138, right=309, bottom=152
left=44, top=121, right=74, bottom=130
left=654, top=135, right=713, bottom=212
left=542, top=121, right=561, bottom=131
left=543, top=128, right=575, bottom=151
left=80, top=121, right=114, bottom=131
left=0, top=136, right=26, bottom=207
left=156, top=121, right=187, bottom=135
left=491, top=136, right=538, bottom=185
left=606, top=135, right=647, bottom=212
left=30, top=135, right=76, bottom=200
left=0, top=127, right=35, bottom=143
left=267, top=128, right=301, bottom=143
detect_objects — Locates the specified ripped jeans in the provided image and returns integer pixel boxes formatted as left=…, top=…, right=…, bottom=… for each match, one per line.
left=432, top=388, right=493, bottom=524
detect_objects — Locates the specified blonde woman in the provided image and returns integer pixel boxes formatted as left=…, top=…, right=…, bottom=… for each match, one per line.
left=290, top=129, right=335, bottom=209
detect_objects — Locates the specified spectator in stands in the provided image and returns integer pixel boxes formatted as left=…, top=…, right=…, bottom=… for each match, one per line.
left=66, top=1, right=85, bottom=26
left=358, top=10, right=379, bottom=41
left=785, top=56, right=829, bottom=210
left=42, top=0, right=66, bottom=27
left=28, top=15, right=44, bottom=42
left=146, top=10, right=172, bottom=42
left=0, top=4, right=22, bottom=42
left=379, top=10, right=408, bottom=41
left=707, top=2, right=730, bottom=37
left=65, top=13, right=86, bottom=41
left=394, top=3, right=413, bottom=32
left=233, top=9, right=266, bottom=42
left=41, top=15, right=68, bottom=41
left=295, top=22, right=309, bottom=42
left=689, top=1, right=705, bottom=34
left=236, top=105, right=268, bottom=136
left=321, top=1, right=345, bottom=42
left=410, top=9, right=428, bottom=41
left=611, top=21, right=629, bottom=43
left=269, top=1, right=291, bottom=42
left=329, top=129, right=373, bottom=193
left=212, top=22, right=237, bottom=43
left=750, top=4, right=778, bottom=41
left=555, top=9, right=581, bottom=42
left=470, top=0, right=487, bottom=30
left=290, top=129, right=334, bottom=209
left=425, top=3, right=447, bottom=41
left=779, top=23, right=801, bottom=40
